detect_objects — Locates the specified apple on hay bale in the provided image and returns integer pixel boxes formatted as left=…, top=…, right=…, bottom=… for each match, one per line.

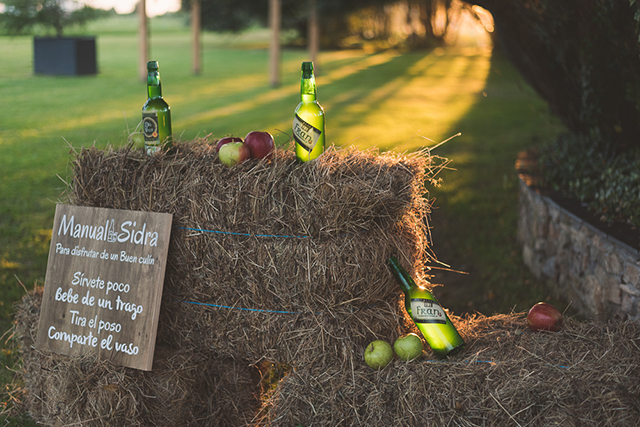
left=218, top=141, right=251, bottom=167
left=364, top=340, right=394, bottom=370
left=244, top=131, right=275, bottom=159
left=215, top=136, right=244, bottom=153
left=527, top=302, right=563, bottom=332
left=393, top=333, right=424, bottom=361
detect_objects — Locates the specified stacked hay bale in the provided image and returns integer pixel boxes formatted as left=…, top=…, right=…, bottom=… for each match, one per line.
left=68, top=142, right=439, bottom=367
left=15, top=141, right=443, bottom=425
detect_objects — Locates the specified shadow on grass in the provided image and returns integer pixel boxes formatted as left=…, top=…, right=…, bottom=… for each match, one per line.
left=427, top=51, right=569, bottom=317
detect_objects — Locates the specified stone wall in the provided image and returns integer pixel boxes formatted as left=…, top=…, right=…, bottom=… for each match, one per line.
left=517, top=177, right=640, bottom=323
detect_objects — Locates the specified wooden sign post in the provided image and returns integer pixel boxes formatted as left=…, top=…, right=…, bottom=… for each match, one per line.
left=36, top=205, right=172, bottom=371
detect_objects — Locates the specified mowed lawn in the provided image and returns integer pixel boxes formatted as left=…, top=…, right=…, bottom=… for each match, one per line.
left=1, top=13, right=564, bottom=421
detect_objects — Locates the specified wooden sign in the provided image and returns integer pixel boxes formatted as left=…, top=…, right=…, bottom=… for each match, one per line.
left=36, top=205, right=172, bottom=371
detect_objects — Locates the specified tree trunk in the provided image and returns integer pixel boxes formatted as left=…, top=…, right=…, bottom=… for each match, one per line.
left=308, top=0, right=319, bottom=71
left=269, top=0, right=281, bottom=88
left=191, top=0, right=202, bottom=75
left=138, top=0, right=148, bottom=82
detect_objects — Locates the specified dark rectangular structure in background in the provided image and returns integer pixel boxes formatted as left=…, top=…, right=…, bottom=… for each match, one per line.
left=34, top=37, right=97, bottom=76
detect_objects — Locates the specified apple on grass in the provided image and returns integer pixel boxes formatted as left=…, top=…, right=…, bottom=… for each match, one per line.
left=244, top=131, right=275, bottom=159
left=364, top=340, right=394, bottom=369
left=393, top=333, right=424, bottom=361
left=527, top=302, right=563, bottom=332
left=218, top=141, right=250, bottom=167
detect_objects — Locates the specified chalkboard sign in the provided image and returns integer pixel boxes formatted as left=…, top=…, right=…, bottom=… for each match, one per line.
left=36, top=205, right=172, bottom=371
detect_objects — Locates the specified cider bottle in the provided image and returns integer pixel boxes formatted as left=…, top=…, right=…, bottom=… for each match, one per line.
left=387, top=256, right=465, bottom=358
left=142, top=60, right=172, bottom=154
left=293, top=61, right=325, bottom=162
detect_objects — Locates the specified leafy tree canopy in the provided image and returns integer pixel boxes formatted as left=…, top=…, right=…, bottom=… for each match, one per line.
left=181, top=0, right=391, bottom=33
left=0, top=0, right=104, bottom=37
left=184, top=0, right=461, bottom=49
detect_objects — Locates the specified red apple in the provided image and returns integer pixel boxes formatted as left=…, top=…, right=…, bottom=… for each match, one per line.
left=527, top=302, right=563, bottom=332
left=218, top=141, right=250, bottom=167
left=215, top=136, right=243, bottom=153
left=244, top=131, right=275, bottom=159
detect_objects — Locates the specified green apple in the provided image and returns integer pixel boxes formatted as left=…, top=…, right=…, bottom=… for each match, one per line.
left=393, top=333, right=424, bottom=361
left=218, top=141, right=250, bottom=167
left=215, top=136, right=243, bottom=152
left=364, top=340, right=394, bottom=369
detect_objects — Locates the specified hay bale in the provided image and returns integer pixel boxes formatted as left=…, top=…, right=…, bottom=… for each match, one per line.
left=15, top=288, right=262, bottom=427
left=15, top=142, right=445, bottom=424
left=68, top=142, right=444, bottom=365
left=260, top=313, right=640, bottom=426
left=70, top=143, right=434, bottom=247
left=159, top=291, right=408, bottom=368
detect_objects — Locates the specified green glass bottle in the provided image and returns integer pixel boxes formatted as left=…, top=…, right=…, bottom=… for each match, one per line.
left=293, top=61, right=325, bottom=162
left=387, top=256, right=465, bottom=359
left=142, top=60, right=172, bottom=155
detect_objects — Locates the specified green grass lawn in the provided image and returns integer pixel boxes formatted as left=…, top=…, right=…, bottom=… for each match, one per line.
left=1, top=13, right=565, bottom=422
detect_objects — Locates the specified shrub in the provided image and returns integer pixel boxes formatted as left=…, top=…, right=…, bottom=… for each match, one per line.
left=539, top=133, right=640, bottom=227
left=467, top=0, right=640, bottom=152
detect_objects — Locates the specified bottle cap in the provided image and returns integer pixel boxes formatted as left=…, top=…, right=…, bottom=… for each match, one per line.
left=302, top=62, right=314, bottom=72
left=147, top=61, right=159, bottom=70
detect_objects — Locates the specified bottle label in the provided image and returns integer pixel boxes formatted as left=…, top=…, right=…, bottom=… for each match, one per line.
left=142, top=111, right=160, bottom=154
left=293, top=114, right=322, bottom=152
left=411, top=299, right=447, bottom=325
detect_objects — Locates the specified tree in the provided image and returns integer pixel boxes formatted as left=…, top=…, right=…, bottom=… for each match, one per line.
left=183, top=0, right=463, bottom=49
left=182, top=0, right=391, bottom=37
left=0, top=0, right=103, bottom=37
left=413, top=0, right=460, bottom=46
left=464, top=0, right=640, bottom=151
left=180, top=0, right=268, bottom=32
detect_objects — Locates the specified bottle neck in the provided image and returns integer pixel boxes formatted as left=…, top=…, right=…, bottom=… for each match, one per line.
left=147, top=70, right=163, bottom=99
left=300, top=73, right=317, bottom=103
left=387, top=256, right=414, bottom=294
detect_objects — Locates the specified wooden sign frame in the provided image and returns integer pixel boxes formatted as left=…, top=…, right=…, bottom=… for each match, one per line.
left=36, top=205, right=172, bottom=371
